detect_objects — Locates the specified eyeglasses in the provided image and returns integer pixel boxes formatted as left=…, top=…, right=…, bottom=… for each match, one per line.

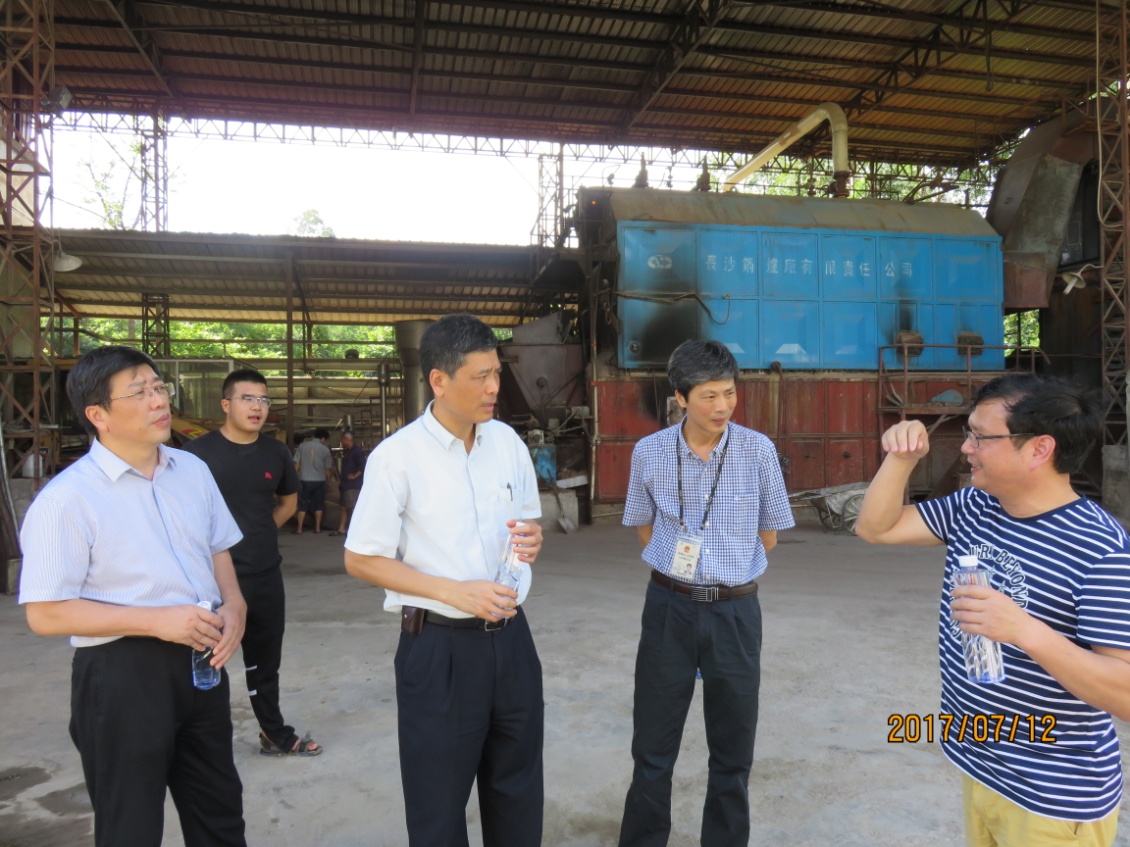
left=962, top=426, right=1034, bottom=448
left=110, top=383, right=175, bottom=403
left=228, top=394, right=272, bottom=407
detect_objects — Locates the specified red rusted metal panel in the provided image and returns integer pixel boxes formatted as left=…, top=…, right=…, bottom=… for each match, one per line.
left=737, top=379, right=778, bottom=435
left=595, top=380, right=668, bottom=438
left=782, top=437, right=826, bottom=490
left=1004, top=260, right=1051, bottom=309
left=863, top=436, right=883, bottom=480
left=824, top=380, right=874, bottom=434
left=592, top=373, right=982, bottom=500
left=826, top=438, right=866, bottom=486
left=780, top=379, right=825, bottom=435
left=594, top=441, right=636, bottom=501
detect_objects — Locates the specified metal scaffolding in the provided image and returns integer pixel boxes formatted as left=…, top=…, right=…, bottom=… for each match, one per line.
left=138, top=110, right=168, bottom=232
left=1097, top=0, right=1130, bottom=446
left=0, top=0, right=58, bottom=482
left=141, top=292, right=171, bottom=358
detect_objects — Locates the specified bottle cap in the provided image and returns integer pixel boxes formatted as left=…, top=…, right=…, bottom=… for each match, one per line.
left=956, top=555, right=979, bottom=569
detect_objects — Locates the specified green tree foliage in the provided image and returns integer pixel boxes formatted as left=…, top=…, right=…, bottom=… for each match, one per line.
left=74, top=317, right=395, bottom=362
left=292, top=209, right=335, bottom=237
left=1003, top=310, right=1040, bottom=354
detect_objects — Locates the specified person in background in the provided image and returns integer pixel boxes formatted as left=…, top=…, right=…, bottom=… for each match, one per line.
left=294, top=427, right=335, bottom=534
left=344, top=313, right=545, bottom=847
left=331, top=430, right=364, bottom=537
left=855, top=372, right=1130, bottom=847
left=184, top=368, right=321, bottom=757
left=618, top=339, right=794, bottom=847
left=19, top=345, right=248, bottom=846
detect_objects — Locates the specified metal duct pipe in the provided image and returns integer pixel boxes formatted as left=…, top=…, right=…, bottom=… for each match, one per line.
left=723, top=102, right=850, bottom=197
left=395, top=320, right=434, bottom=423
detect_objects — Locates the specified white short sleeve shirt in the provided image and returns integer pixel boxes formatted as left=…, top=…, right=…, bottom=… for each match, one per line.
left=345, top=403, right=542, bottom=615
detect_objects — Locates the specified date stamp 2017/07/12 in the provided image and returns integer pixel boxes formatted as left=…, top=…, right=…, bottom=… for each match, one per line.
left=887, top=713, right=1057, bottom=744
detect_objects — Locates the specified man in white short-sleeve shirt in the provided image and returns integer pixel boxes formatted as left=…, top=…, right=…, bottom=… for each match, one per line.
left=345, top=313, right=545, bottom=847
left=19, top=345, right=248, bottom=847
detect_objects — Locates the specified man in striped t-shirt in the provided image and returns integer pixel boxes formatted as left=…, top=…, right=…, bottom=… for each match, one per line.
left=857, top=373, right=1130, bottom=846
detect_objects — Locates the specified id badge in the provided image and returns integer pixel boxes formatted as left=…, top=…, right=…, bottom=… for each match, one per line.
left=670, top=533, right=701, bottom=581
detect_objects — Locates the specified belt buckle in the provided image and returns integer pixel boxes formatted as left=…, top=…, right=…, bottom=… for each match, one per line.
left=484, top=617, right=507, bottom=632
left=690, top=584, right=719, bottom=602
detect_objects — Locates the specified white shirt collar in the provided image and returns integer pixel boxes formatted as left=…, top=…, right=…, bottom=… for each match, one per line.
left=421, top=401, right=483, bottom=451
left=88, top=437, right=174, bottom=482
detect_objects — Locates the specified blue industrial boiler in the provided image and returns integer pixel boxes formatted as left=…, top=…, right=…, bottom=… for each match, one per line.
left=585, top=189, right=1004, bottom=371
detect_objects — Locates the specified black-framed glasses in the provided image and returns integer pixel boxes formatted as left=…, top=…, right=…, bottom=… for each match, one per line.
left=230, top=394, right=272, bottom=407
left=962, top=426, right=1034, bottom=448
left=110, top=384, right=175, bottom=403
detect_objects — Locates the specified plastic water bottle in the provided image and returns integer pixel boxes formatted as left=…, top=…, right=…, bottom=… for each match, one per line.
left=494, top=522, right=525, bottom=591
left=954, top=556, right=1006, bottom=684
left=191, top=600, right=221, bottom=691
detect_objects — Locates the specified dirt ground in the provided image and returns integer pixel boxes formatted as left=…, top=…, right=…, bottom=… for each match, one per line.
left=3, top=508, right=1130, bottom=847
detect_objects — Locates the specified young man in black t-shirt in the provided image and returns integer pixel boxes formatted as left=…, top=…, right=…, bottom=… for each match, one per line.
left=184, top=368, right=322, bottom=757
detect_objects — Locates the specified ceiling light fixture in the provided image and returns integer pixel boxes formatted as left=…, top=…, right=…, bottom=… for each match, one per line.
left=1061, top=263, right=1100, bottom=295
left=53, top=250, right=83, bottom=273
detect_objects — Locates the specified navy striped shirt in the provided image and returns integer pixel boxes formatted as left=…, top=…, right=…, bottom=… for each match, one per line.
left=918, top=488, right=1130, bottom=821
left=18, top=439, right=243, bottom=647
left=623, top=421, right=794, bottom=585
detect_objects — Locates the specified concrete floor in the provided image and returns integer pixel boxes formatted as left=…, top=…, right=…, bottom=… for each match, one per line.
left=3, top=509, right=1130, bottom=847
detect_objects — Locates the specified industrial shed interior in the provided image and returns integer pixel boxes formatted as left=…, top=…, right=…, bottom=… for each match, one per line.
left=1, top=0, right=1129, bottom=593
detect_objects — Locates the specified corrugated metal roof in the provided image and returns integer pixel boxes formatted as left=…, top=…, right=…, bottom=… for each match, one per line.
left=54, top=0, right=1100, bottom=167
left=42, top=229, right=578, bottom=326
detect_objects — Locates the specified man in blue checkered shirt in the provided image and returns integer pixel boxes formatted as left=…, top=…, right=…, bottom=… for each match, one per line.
left=617, top=339, right=794, bottom=847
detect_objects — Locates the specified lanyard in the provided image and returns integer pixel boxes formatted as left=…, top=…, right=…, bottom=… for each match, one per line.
left=676, top=434, right=729, bottom=533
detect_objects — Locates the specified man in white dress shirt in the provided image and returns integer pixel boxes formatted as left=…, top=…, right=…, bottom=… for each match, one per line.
left=344, top=313, right=545, bottom=847
left=19, top=345, right=248, bottom=847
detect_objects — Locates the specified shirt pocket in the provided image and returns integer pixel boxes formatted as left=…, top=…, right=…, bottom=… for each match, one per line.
left=718, top=491, right=759, bottom=539
left=491, top=483, right=521, bottom=525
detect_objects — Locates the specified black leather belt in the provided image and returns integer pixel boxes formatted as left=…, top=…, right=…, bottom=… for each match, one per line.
left=425, top=609, right=514, bottom=631
left=650, top=570, right=758, bottom=602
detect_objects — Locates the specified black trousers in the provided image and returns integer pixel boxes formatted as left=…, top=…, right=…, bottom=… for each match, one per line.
left=395, top=606, right=544, bottom=847
left=619, top=579, right=763, bottom=847
left=70, top=637, right=246, bottom=847
left=238, top=567, right=294, bottom=748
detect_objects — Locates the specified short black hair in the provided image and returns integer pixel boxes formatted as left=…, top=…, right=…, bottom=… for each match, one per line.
left=419, top=314, right=498, bottom=380
left=66, top=345, right=161, bottom=436
left=222, top=368, right=267, bottom=398
left=971, top=373, right=1102, bottom=475
left=315, top=427, right=330, bottom=440
left=667, top=340, right=739, bottom=399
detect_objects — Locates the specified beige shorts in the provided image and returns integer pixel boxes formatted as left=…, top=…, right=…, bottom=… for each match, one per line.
left=962, top=774, right=1118, bottom=847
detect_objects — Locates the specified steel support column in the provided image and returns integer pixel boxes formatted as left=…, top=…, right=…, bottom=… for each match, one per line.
left=141, top=291, right=171, bottom=357
left=0, top=0, right=57, bottom=483
left=1096, top=0, right=1130, bottom=445
left=138, top=110, right=168, bottom=231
